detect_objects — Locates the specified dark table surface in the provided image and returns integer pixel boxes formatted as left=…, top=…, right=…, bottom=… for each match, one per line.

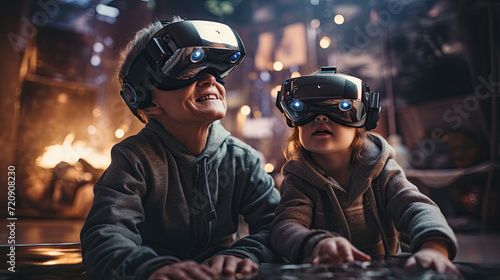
left=1, top=244, right=500, bottom=280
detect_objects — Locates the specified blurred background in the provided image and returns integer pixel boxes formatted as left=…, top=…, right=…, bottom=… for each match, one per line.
left=0, top=0, right=498, bottom=261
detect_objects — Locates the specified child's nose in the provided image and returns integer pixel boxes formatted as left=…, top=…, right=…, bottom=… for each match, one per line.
left=315, top=114, right=329, bottom=122
left=197, top=72, right=217, bottom=86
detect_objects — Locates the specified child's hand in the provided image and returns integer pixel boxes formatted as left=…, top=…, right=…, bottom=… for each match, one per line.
left=147, top=260, right=217, bottom=280
left=205, top=255, right=258, bottom=277
left=405, top=240, right=461, bottom=276
left=310, top=236, right=371, bottom=264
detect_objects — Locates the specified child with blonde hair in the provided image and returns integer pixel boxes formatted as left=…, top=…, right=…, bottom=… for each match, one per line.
left=270, top=66, right=459, bottom=275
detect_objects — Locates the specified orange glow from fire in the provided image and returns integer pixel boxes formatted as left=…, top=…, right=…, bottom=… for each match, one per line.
left=35, top=133, right=110, bottom=169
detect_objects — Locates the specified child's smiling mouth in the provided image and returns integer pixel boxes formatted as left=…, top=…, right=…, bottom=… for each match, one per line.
left=196, top=94, right=218, bottom=102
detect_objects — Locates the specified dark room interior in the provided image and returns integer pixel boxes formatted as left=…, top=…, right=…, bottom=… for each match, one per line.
left=0, top=0, right=499, bottom=279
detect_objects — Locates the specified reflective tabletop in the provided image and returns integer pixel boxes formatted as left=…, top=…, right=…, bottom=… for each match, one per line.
left=1, top=244, right=500, bottom=280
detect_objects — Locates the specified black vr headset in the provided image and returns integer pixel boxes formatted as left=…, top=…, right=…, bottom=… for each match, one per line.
left=275, top=66, right=381, bottom=131
left=121, top=20, right=246, bottom=118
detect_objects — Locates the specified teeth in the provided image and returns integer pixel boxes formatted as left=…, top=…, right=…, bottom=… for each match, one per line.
left=314, top=129, right=331, bottom=135
left=197, top=94, right=217, bottom=102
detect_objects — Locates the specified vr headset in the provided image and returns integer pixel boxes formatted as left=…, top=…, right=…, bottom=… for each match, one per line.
left=275, top=66, right=381, bottom=131
left=121, top=20, right=246, bottom=115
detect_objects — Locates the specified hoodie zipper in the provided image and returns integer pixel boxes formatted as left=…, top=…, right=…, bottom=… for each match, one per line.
left=192, top=158, right=216, bottom=253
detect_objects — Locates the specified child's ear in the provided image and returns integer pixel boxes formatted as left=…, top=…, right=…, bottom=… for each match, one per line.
left=142, top=102, right=162, bottom=115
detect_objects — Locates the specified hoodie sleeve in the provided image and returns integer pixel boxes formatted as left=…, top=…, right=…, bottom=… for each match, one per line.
left=379, top=158, right=458, bottom=260
left=80, top=145, right=179, bottom=280
left=269, top=177, right=337, bottom=263
left=217, top=148, right=283, bottom=263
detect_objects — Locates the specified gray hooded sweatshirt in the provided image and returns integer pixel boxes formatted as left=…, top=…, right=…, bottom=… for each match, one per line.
left=270, top=133, right=457, bottom=263
left=81, top=120, right=281, bottom=279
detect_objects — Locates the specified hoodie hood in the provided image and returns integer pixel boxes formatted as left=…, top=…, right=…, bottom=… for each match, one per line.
left=145, top=119, right=231, bottom=166
left=282, top=133, right=395, bottom=203
left=347, top=133, right=395, bottom=202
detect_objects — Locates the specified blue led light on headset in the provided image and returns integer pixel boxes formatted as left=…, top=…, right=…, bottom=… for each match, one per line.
left=230, top=52, right=241, bottom=63
left=339, top=100, right=352, bottom=111
left=290, top=100, right=304, bottom=111
left=190, top=48, right=205, bottom=63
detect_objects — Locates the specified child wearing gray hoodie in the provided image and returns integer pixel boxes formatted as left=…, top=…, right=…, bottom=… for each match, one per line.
left=270, top=67, right=459, bottom=275
left=81, top=18, right=281, bottom=280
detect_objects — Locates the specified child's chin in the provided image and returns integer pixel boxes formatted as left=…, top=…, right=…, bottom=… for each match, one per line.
left=203, top=109, right=226, bottom=121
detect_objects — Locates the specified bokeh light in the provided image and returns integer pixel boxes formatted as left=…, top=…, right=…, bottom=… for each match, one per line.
left=334, top=14, right=345, bottom=25
left=240, top=105, right=251, bottom=116
left=319, top=36, right=331, bottom=49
